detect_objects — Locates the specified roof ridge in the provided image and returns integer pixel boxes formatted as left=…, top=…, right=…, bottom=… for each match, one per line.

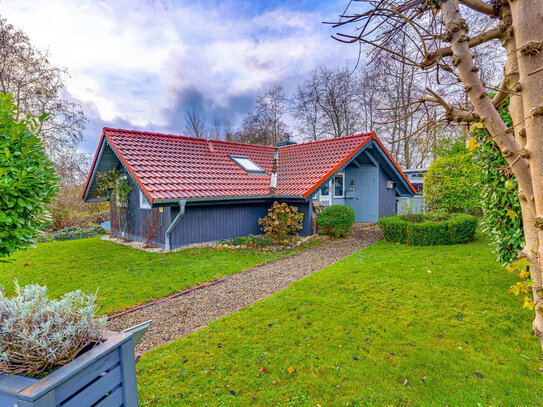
left=103, top=127, right=275, bottom=150
left=277, top=132, right=373, bottom=149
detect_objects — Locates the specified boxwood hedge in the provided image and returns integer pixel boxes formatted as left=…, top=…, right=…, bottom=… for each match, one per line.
left=316, top=205, right=356, bottom=238
left=378, top=213, right=477, bottom=246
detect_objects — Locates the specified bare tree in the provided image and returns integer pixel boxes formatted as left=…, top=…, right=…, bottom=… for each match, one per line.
left=210, top=117, right=234, bottom=140
left=332, top=0, right=543, bottom=348
left=0, top=18, right=86, bottom=183
left=291, top=67, right=363, bottom=139
left=238, top=85, right=287, bottom=145
left=238, top=111, right=271, bottom=145
left=291, top=80, right=323, bottom=141
left=184, top=108, right=207, bottom=138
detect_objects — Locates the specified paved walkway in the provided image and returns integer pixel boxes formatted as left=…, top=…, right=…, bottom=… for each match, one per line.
left=107, top=225, right=382, bottom=355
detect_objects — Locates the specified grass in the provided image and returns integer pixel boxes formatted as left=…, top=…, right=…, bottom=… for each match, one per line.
left=137, top=235, right=543, bottom=406
left=0, top=237, right=313, bottom=315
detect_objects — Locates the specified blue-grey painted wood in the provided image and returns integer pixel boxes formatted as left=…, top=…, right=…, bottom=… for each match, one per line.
left=311, top=149, right=408, bottom=223
left=0, top=374, right=37, bottom=396
left=0, top=332, right=138, bottom=406
left=62, top=365, right=121, bottom=407
left=94, top=386, right=123, bottom=407
left=54, top=348, right=120, bottom=403
left=341, top=163, right=379, bottom=222
left=121, top=180, right=168, bottom=247
left=120, top=338, right=138, bottom=407
left=170, top=199, right=312, bottom=248
left=121, top=320, right=152, bottom=346
left=379, top=165, right=397, bottom=217
left=366, top=140, right=414, bottom=197
left=16, top=391, right=55, bottom=407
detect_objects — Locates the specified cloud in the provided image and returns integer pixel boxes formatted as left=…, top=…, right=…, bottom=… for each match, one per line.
left=0, top=0, right=357, bottom=152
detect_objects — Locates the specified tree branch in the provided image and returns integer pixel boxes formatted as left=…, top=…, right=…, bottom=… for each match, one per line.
left=422, top=26, right=503, bottom=68
left=441, top=0, right=535, bottom=214
left=491, top=79, right=508, bottom=107
left=422, top=88, right=480, bottom=122
left=458, top=0, right=496, bottom=17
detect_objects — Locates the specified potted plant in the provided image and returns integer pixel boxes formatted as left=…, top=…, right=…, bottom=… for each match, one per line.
left=0, top=283, right=138, bottom=406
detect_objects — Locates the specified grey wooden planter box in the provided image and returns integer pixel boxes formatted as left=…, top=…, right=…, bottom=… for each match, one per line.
left=0, top=332, right=138, bottom=407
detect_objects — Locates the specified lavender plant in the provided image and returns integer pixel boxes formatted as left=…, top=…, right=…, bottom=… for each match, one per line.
left=0, top=281, right=107, bottom=377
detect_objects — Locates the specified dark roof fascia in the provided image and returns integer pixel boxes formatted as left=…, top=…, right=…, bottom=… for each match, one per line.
left=153, top=194, right=306, bottom=207
left=82, top=135, right=106, bottom=202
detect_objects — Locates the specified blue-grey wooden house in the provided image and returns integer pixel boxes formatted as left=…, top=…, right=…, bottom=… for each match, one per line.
left=82, top=128, right=416, bottom=250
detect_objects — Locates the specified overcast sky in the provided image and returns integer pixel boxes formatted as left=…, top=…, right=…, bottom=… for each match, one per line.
left=0, top=0, right=361, bottom=153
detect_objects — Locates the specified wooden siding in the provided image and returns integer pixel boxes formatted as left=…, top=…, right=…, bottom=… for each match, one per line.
left=125, top=183, right=167, bottom=246
left=314, top=156, right=381, bottom=222
left=170, top=199, right=312, bottom=249
left=0, top=332, right=138, bottom=406
left=379, top=165, right=397, bottom=217
left=84, top=141, right=121, bottom=201
left=116, top=178, right=313, bottom=248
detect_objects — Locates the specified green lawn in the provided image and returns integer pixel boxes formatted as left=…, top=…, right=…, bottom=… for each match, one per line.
left=0, top=237, right=311, bottom=315
left=137, top=236, right=542, bottom=406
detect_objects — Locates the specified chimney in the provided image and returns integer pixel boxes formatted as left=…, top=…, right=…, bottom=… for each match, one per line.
left=269, top=148, right=278, bottom=194
left=276, top=132, right=296, bottom=147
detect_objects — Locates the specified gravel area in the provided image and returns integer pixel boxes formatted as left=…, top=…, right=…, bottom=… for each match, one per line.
left=107, top=224, right=382, bottom=355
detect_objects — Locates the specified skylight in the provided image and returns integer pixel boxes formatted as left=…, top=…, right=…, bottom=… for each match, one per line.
left=229, top=155, right=266, bottom=173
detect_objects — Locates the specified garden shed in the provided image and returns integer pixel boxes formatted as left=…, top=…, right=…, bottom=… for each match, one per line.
left=82, top=128, right=415, bottom=249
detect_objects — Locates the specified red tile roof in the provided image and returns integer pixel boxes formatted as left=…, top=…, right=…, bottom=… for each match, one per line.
left=276, top=135, right=373, bottom=197
left=84, top=128, right=415, bottom=203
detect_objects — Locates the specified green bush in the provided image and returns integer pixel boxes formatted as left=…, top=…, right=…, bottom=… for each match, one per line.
left=316, top=205, right=355, bottom=238
left=0, top=94, right=59, bottom=258
left=424, top=152, right=481, bottom=214
left=36, top=225, right=106, bottom=243
left=378, top=213, right=477, bottom=246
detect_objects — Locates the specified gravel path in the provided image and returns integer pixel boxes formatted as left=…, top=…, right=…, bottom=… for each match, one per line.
left=107, top=225, right=382, bottom=355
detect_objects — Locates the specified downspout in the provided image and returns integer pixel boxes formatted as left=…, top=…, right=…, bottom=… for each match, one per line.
left=165, top=199, right=187, bottom=252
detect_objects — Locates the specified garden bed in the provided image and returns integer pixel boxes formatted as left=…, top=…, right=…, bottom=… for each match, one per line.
left=378, top=213, right=477, bottom=245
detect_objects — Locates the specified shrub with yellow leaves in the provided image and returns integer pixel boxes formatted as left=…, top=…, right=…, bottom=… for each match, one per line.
left=258, top=202, right=304, bottom=244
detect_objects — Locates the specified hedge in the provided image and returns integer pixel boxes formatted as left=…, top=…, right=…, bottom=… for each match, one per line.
left=424, top=152, right=481, bottom=214
left=316, top=205, right=356, bottom=238
left=378, top=213, right=477, bottom=246
left=35, top=225, right=107, bottom=243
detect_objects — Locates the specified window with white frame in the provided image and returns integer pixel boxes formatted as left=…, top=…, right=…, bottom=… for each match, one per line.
left=333, top=173, right=344, bottom=198
left=139, top=190, right=151, bottom=209
left=229, top=155, right=266, bottom=173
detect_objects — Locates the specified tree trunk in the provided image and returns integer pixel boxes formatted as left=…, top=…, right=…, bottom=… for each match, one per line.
left=502, top=22, right=543, bottom=345
left=441, top=0, right=543, bottom=347
left=509, top=0, right=543, bottom=344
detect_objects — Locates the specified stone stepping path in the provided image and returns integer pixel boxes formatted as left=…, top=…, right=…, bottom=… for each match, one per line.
left=107, top=225, right=382, bottom=355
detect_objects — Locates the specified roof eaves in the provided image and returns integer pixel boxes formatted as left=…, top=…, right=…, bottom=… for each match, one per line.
left=81, top=132, right=107, bottom=201
left=154, top=194, right=305, bottom=205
